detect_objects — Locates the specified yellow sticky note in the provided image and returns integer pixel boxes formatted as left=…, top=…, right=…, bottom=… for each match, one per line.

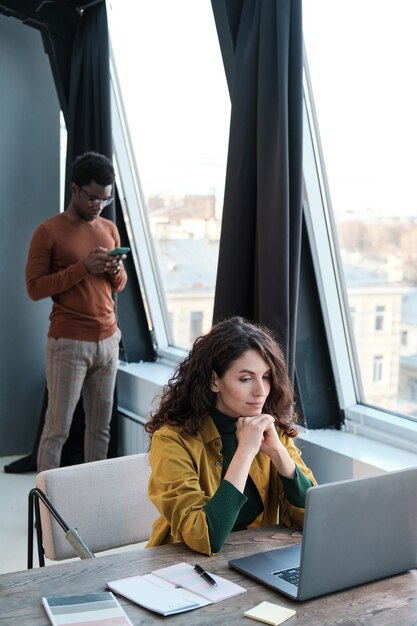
left=244, top=601, right=296, bottom=626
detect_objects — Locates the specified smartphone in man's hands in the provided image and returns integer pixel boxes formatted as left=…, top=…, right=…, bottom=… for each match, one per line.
left=108, top=247, right=130, bottom=256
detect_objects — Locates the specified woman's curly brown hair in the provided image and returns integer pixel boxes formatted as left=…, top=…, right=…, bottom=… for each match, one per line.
left=145, top=316, right=299, bottom=439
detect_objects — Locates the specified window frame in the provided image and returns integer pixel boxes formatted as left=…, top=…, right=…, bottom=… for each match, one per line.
left=110, top=50, right=186, bottom=364
left=302, top=52, right=417, bottom=453
left=109, top=12, right=417, bottom=455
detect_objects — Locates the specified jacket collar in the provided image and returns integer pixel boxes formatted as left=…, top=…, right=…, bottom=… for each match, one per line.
left=199, top=414, right=222, bottom=445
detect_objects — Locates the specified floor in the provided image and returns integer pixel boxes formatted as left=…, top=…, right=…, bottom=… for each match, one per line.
left=0, top=456, right=37, bottom=574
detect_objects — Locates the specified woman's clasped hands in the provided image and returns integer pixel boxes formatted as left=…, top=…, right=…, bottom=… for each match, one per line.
left=235, top=414, right=296, bottom=479
left=235, top=413, right=278, bottom=454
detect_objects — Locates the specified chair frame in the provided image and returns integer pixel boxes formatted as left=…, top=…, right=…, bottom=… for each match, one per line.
left=28, top=487, right=82, bottom=569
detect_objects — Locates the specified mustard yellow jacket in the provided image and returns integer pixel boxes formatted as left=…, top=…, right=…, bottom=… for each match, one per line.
left=147, top=416, right=316, bottom=555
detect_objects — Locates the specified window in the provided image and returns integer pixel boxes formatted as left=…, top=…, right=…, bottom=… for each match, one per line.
left=373, top=356, right=383, bottom=384
left=349, top=306, right=356, bottom=330
left=107, top=1, right=230, bottom=353
left=190, top=311, right=203, bottom=342
left=106, top=2, right=417, bottom=453
left=374, top=306, right=385, bottom=332
left=411, top=380, right=417, bottom=403
left=59, top=112, right=67, bottom=210
left=303, top=0, right=417, bottom=421
left=167, top=311, right=174, bottom=338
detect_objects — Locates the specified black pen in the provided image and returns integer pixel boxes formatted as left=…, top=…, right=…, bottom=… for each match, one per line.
left=194, top=563, right=217, bottom=586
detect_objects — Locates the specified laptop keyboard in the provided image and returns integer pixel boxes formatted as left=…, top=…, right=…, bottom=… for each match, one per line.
left=272, top=567, right=300, bottom=586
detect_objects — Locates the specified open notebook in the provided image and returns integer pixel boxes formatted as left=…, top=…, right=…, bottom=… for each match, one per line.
left=107, top=561, right=246, bottom=616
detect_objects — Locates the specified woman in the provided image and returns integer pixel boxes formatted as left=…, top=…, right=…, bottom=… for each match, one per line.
left=146, top=317, right=316, bottom=555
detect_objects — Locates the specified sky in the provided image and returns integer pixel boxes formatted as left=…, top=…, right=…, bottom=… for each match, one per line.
left=107, top=1, right=417, bottom=217
left=303, top=0, right=417, bottom=216
left=107, top=0, right=230, bottom=205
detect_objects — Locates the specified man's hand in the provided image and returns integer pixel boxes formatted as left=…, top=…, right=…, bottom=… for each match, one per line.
left=84, top=247, right=127, bottom=275
left=104, top=252, right=127, bottom=276
left=84, top=247, right=111, bottom=274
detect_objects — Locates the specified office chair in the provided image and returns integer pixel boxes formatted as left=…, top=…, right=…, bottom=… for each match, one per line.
left=28, top=453, right=158, bottom=568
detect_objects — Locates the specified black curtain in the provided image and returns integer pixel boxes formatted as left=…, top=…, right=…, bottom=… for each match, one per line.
left=61, top=2, right=119, bottom=466
left=211, top=0, right=303, bottom=382
left=64, top=2, right=112, bottom=211
left=4, top=1, right=118, bottom=472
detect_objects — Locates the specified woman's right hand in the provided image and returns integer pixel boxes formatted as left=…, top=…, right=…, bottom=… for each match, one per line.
left=224, top=414, right=275, bottom=493
left=235, top=414, right=276, bottom=457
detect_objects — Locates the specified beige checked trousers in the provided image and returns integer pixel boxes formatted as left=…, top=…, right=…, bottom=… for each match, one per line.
left=37, top=328, right=121, bottom=472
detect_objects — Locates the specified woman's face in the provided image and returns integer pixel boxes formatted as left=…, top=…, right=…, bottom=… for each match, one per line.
left=211, top=349, right=271, bottom=418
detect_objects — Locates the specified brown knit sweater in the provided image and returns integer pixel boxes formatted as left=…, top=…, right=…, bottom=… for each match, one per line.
left=26, top=212, right=127, bottom=341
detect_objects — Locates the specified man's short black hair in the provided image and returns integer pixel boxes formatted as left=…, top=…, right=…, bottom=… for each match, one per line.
left=71, top=152, right=115, bottom=187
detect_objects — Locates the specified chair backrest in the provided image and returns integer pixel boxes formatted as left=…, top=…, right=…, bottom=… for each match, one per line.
left=36, top=453, right=159, bottom=560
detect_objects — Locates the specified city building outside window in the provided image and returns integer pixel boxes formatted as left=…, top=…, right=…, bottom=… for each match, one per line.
left=108, top=1, right=417, bottom=438
left=190, top=311, right=204, bottom=343
left=107, top=1, right=230, bottom=352
left=303, top=0, right=417, bottom=421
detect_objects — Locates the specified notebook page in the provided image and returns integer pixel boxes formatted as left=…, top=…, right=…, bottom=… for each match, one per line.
left=152, top=561, right=247, bottom=602
left=143, top=574, right=211, bottom=607
left=107, top=574, right=201, bottom=615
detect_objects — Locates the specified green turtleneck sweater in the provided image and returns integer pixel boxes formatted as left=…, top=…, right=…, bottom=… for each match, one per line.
left=204, top=408, right=313, bottom=553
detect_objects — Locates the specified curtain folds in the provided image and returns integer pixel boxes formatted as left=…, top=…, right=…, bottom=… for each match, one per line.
left=55, top=2, right=118, bottom=465
left=64, top=3, right=113, bottom=214
left=212, top=0, right=303, bottom=381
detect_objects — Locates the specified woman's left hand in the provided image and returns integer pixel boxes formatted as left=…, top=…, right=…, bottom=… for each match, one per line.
left=259, top=415, right=296, bottom=479
left=259, top=417, right=281, bottom=456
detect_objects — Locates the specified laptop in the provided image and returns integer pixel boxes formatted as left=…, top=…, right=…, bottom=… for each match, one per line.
left=229, top=466, right=417, bottom=601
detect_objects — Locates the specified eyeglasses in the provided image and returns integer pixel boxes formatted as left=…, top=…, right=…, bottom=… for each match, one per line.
left=80, top=187, right=113, bottom=207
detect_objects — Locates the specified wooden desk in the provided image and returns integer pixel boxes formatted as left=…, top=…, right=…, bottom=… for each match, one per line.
left=1, top=527, right=417, bottom=626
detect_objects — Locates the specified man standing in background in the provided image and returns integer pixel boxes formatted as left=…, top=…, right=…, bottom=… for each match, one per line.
left=26, top=151, right=127, bottom=472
